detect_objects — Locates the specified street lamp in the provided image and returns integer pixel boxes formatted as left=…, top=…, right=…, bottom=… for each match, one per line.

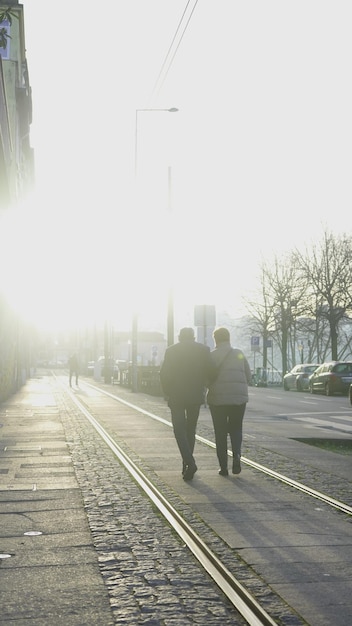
left=132, top=107, right=179, bottom=392
left=134, top=107, right=178, bottom=177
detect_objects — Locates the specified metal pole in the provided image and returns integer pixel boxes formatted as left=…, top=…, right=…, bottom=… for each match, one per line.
left=132, top=108, right=179, bottom=386
left=104, top=320, right=110, bottom=384
left=167, top=289, right=174, bottom=347
left=131, top=313, right=138, bottom=392
left=272, top=341, right=274, bottom=383
left=131, top=110, right=139, bottom=392
left=167, top=165, right=174, bottom=347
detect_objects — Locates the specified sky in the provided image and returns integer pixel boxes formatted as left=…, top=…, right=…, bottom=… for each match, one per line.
left=2, top=1, right=352, bottom=335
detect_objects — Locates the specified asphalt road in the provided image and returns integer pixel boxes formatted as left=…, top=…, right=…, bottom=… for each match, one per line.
left=243, top=385, right=352, bottom=440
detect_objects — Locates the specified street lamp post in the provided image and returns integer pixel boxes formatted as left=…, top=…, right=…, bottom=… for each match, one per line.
left=167, top=164, right=174, bottom=347
left=132, top=107, right=178, bottom=392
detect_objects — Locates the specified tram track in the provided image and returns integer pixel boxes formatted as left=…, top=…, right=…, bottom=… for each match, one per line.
left=82, top=379, right=352, bottom=518
left=52, top=374, right=352, bottom=625
left=64, top=381, right=277, bottom=626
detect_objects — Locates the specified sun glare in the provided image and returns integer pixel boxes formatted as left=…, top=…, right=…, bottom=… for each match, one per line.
left=1, top=192, right=210, bottom=335
left=11, top=0, right=351, bottom=341
left=0, top=186, right=257, bottom=338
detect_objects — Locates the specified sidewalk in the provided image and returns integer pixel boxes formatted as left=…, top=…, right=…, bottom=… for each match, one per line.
left=2, top=372, right=352, bottom=626
left=0, top=375, right=115, bottom=625
left=0, top=373, right=251, bottom=626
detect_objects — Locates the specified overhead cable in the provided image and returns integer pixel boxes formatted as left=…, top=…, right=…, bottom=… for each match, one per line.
left=149, top=0, right=199, bottom=102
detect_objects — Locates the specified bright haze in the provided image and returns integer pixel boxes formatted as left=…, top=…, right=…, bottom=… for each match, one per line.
left=1, top=1, right=351, bottom=333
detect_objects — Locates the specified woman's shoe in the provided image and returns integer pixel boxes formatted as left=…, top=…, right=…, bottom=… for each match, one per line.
left=218, top=468, right=228, bottom=476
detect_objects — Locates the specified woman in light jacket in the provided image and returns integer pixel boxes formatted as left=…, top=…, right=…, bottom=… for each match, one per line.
left=207, top=327, right=252, bottom=476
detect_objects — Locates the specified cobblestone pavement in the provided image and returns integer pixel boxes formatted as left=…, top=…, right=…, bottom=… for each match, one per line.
left=4, top=373, right=349, bottom=624
left=54, top=385, right=252, bottom=626
left=55, top=378, right=307, bottom=626
left=88, top=380, right=352, bottom=509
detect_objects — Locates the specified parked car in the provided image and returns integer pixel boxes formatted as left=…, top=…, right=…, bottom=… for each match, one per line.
left=283, top=363, right=320, bottom=391
left=349, top=383, right=352, bottom=405
left=309, top=361, right=352, bottom=396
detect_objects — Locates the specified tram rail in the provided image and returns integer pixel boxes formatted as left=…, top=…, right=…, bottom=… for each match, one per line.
left=81, top=378, right=352, bottom=518
left=3, top=371, right=351, bottom=625
left=52, top=374, right=352, bottom=625
left=66, top=385, right=277, bottom=626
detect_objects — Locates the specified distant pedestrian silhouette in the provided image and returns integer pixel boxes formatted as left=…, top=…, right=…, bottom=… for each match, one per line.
left=69, top=353, right=79, bottom=387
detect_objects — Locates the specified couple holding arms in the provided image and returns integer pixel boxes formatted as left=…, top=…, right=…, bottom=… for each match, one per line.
left=160, top=326, right=252, bottom=481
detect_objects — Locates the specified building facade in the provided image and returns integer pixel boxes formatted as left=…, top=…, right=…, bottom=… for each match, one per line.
left=0, top=1, right=33, bottom=210
left=0, top=1, right=33, bottom=403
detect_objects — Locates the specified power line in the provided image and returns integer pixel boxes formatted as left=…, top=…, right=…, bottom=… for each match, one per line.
left=149, top=0, right=199, bottom=102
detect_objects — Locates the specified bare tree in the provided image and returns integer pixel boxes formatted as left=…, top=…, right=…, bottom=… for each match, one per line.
left=245, top=253, right=308, bottom=378
left=293, top=230, right=352, bottom=360
left=245, top=267, right=277, bottom=382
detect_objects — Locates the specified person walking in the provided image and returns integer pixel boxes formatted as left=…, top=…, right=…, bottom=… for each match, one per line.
left=68, top=353, right=79, bottom=387
left=160, top=327, right=213, bottom=481
left=207, top=327, right=251, bottom=476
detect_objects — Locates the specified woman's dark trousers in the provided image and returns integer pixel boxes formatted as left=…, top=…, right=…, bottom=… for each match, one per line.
left=209, top=404, right=246, bottom=471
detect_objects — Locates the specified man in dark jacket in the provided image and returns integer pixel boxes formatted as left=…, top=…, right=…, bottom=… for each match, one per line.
left=160, top=327, right=213, bottom=481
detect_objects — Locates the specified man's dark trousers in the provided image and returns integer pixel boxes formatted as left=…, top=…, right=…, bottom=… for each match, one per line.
left=169, top=403, right=200, bottom=469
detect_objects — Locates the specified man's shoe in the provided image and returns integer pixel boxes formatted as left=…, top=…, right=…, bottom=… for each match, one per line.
left=183, top=464, right=197, bottom=481
left=218, top=468, right=228, bottom=476
left=232, top=456, right=241, bottom=474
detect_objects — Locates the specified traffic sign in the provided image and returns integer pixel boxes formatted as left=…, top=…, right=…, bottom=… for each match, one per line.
left=251, top=336, right=260, bottom=351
